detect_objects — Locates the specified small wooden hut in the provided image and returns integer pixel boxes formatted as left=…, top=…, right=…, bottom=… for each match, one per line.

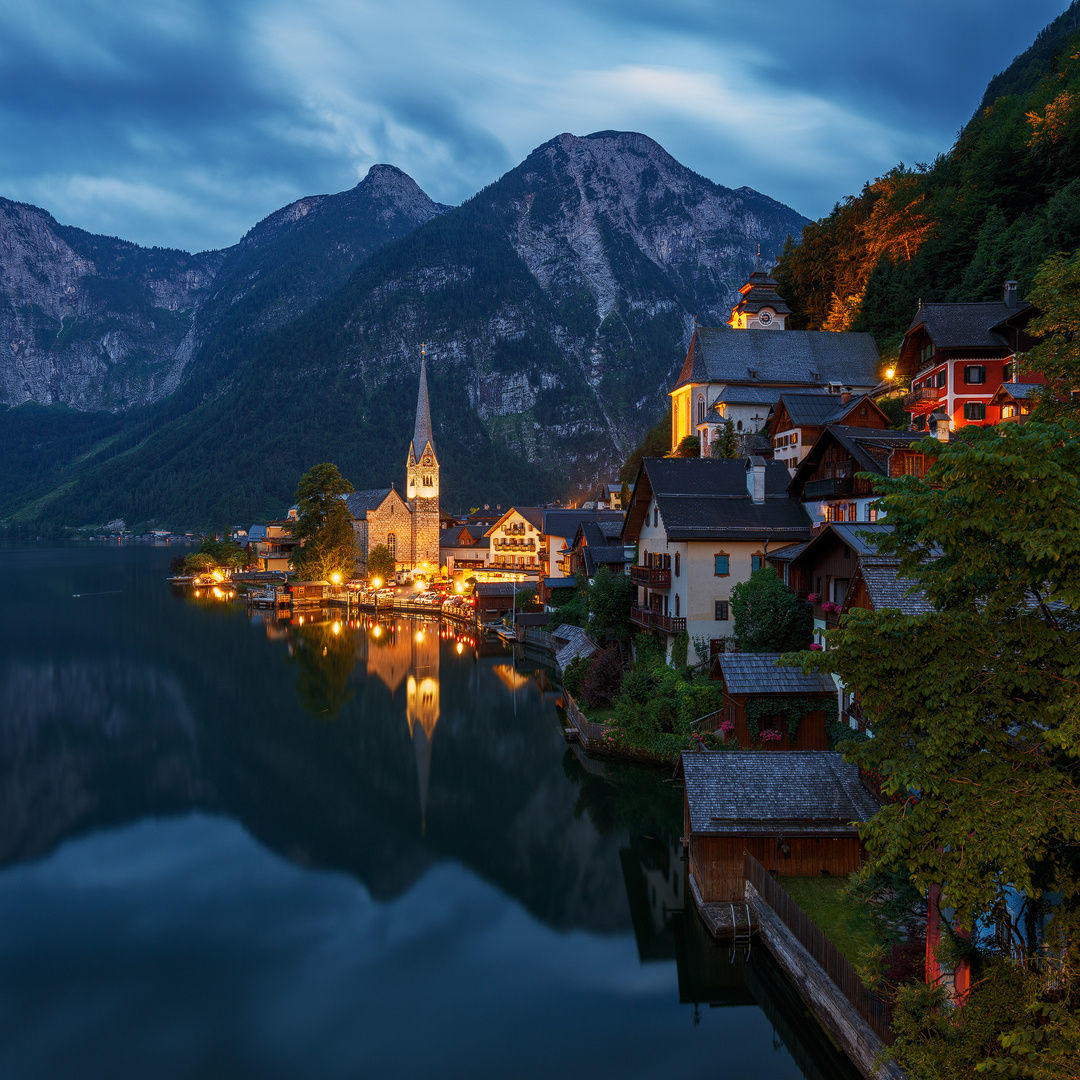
left=710, top=653, right=836, bottom=750
left=679, top=751, right=879, bottom=903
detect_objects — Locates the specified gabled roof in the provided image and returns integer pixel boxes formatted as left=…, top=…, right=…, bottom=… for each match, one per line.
left=674, top=325, right=881, bottom=391
left=717, top=653, right=836, bottom=696
left=906, top=301, right=1033, bottom=351
left=247, top=524, right=267, bottom=542
left=485, top=506, right=545, bottom=535
left=342, top=488, right=396, bottom=520
left=769, top=392, right=888, bottom=435
left=680, top=752, right=880, bottom=836
left=989, top=382, right=1041, bottom=403
left=856, top=564, right=932, bottom=616
left=790, top=426, right=929, bottom=495
left=623, top=457, right=812, bottom=543
left=541, top=508, right=622, bottom=539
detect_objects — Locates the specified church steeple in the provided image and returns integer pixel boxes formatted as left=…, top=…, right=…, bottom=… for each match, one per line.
left=405, top=343, right=440, bottom=570
left=408, top=344, right=436, bottom=466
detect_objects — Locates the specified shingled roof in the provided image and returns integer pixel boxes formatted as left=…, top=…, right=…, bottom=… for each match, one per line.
left=675, top=325, right=881, bottom=390
left=680, top=752, right=880, bottom=836
left=342, top=488, right=395, bottom=520
left=857, top=565, right=932, bottom=616
left=409, top=351, right=435, bottom=459
left=718, top=653, right=837, bottom=696
left=907, top=302, right=1033, bottom=351
left=625, top=457, right=812, bottom=543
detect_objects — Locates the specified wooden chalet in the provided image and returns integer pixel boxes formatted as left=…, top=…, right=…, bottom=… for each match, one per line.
left=988, top=381, right=1040, bottom=423
left=679, top=752, right=879, bottom=903
left=788, top=426, right=931, bottom=525
left=766, top=392, right=890, bottom=473
left=710, top=653, right=835, bottom=751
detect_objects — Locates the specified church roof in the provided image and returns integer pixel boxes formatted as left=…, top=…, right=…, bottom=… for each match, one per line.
left=410, top=351, right=435, bottom=459
left=343, top=488, right=395, bottom=520
left=674, top=326, right=881, bottom=391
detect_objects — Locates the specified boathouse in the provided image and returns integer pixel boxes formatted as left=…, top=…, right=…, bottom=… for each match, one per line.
left=680, top=752, right=879, bottom=903
left=711, top=653, right=836, bottom=751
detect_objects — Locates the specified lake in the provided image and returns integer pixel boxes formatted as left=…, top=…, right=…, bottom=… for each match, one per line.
left=0, top=545, right=858, bottom=1079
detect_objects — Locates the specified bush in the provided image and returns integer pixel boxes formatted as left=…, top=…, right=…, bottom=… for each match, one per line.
left=580, top=646, right=624, bottom=708
left=730, top=567, right=812, bottom=651
left=562, top=656, right=589, bottom=698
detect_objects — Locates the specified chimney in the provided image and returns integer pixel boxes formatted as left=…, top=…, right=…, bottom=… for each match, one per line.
left=745, top=456, right=766, bottom=504
left=932, top=412, right=951, bottom=443
left=1004, top=280, right=1018, bottom=308
left=840, top=391, right=851, bottom=404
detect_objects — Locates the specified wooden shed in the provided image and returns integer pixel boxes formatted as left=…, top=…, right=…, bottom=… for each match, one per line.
left=710, top=653, right=836, bottom=751
left=679, top=752, right=879, bottom=903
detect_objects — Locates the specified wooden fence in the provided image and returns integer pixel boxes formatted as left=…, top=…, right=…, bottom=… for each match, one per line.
left=744, top=854, right=894, bottom=1045
left=564, top=694, right=612, bottom=747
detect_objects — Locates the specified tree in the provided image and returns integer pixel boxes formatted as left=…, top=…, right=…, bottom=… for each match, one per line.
left=366, top=544, right=396, bottom=584
left=672, top=434, right=701, bottom=458
left=1027, top=249, right=1080, bottom=422
left=289, top=463, right=356, bottom=581
left=579, top=646, right=624, bottom=708
left=618, top=480, right=630, bottom=509
left=730, top=567, right=812, bottom=651
left=184, top=552, right=216, bottom=573
left=809, top=419, right=1080, bottom=1071
left=588, top=567, right=633, bottom=645
left=715, top=420, right=738, bottom=458
left=619, top=412, right=672, bottom=483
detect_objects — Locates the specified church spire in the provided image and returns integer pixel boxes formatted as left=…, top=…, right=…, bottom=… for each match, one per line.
left=410, top=343, right=434, bottom=461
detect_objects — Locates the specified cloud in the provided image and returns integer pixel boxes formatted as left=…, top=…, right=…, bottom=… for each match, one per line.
left=0, top=0, right=1066, bottom=250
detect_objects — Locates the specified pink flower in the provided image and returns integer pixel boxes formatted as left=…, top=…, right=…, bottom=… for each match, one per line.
left=720, top=720, right=735, bottom=735
left=761, top=728, right=784, bottom=742
left=807, top=592, right=819, bottom=602
left=810, top=642, right=823, bottom=651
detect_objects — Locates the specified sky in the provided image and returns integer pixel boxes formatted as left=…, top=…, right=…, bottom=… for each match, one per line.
left=0, top=0, right=1068, bottom=252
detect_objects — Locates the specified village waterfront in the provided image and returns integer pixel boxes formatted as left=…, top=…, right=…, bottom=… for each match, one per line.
left=0, top=544, right=860, bottom=1080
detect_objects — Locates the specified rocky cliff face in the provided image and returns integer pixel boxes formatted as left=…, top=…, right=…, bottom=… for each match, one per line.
left=0, top=166, right=448, bottom=412
left=1, top=132, right=807, bottom=528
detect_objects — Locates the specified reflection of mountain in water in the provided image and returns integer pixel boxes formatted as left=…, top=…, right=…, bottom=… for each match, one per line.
left=0, top=568, right=643, bottom=933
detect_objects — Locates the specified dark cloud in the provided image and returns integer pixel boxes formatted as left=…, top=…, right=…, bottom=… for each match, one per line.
left=0, top=0, right=1066, bottom=250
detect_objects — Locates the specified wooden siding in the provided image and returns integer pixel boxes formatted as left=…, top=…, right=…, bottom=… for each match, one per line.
left=713, top=692, right=832, bottom=751
left=690, top=833, right=863, bottom=902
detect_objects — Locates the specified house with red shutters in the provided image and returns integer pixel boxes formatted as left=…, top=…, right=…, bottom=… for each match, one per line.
left=897, top=281, right=1041, bottom=433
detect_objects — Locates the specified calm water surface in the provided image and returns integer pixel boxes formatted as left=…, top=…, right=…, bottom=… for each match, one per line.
left=0, top=545, right=858, bottom=1080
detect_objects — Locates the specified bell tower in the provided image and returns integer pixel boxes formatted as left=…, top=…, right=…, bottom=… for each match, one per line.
left=406, top=344, right=440, bottom=571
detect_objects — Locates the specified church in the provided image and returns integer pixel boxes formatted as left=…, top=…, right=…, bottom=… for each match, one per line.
left=345, top=350, right=441, bottom=574
left=670, top=266, right=884, bottom=454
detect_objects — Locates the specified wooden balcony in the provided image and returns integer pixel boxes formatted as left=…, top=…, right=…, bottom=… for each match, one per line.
left=802, top=476, right=854, bottom=500
left=630, top=564, right=671, bottom=588
left=902, top=385, right=940, bottom=412
left=629, top=606, right=686, bottom=634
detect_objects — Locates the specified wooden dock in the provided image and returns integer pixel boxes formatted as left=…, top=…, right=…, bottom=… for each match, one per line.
left=688, top=871, right=757, bottom=940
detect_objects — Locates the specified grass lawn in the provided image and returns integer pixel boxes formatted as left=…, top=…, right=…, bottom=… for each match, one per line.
left=780, top=875, right=881, bottom=973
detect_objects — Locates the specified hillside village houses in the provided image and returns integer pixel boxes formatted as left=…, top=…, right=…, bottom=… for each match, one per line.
left=670, top=268, right=883, bottom=453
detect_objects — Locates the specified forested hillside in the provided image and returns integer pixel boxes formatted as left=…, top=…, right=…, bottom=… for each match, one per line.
left=775, top=1, right=1080, bottom=352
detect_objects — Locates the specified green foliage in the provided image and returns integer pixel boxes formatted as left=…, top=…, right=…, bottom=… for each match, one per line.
left=561, top=655, right=589, bottom=698
left=604, top=634, right=724, bottom=760
left=803, top=415, right=1080, bottom=1065
left=774, top=21, right=1080, bottom=346
left=196, top=537, right=253, bottom=570
left=366, top=544, right=396, bottom=582
left=779, top=876, right=881, bottom=971
left=744, top=695, right=817, bottom=744
left=183, top=552, right=216, bottom=573
left=587, top=566, right=633, bottom=645
left=514, top=585, right=540, bottom=612
left=670, top=630, right=689, bottom=673
left=713, top=419, right=738, bottom=458
left=618, top=480, right=630, bottom=510
left=730, top=567, right=812, bottom=651
left=289, top=463, right=357, bottom=581
left=579, top=646, right=624, bottom=708
left=619, top=411, right=672, bottom=483
left=673, top=434, right=701, bottom=458
left=1027, top=249, right=1080, bottom=422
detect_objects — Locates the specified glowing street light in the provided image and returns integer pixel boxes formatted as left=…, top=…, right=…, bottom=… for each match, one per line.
left=885, top=367, right=896, bottom=380
left=332, top=621, right=341, bottom=635
left=371, top=576, right=383, bottom=590
left=330, top=571, right=342, bottom=585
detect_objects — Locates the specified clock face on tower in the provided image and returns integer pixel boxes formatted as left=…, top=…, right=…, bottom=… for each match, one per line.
left=758, top=310, right=772, bottom=325
left=422, top=452, right=432, bottom=466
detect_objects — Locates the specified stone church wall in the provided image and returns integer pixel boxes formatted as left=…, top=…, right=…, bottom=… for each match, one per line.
left=367, top=491, right=412, bottom=566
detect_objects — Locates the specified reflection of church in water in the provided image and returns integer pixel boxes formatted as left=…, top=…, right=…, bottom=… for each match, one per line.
left=357, top=620, right=441, bottom=832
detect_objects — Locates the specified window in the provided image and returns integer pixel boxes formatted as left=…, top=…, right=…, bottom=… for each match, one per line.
left=713, top=553, right=729, bottom=576
left=674, top=552, right=680, bottom=578
left=652, top=507, right=658, bottom=528
left=387, top=533, right=397, bottom=559
left=714, top=600, right=729, bottom=621
left=751, top=553, right=764, bottom=572
left=1001, top=403, right=1016, bottom=419
left=696, top=397, right=705, bottom=424
left=963, top=402, right=987, bottom=421
left=674, top=595, right=680, bottom=616
left=847, top=503, right=857, bottom=522
left=736, top=420, right=743, bottom=432
left=936, top=369, right=947, bottom=388
left=1003, top=361, right=1014, bottom=382
left=868, top=506, right=878, bottom=523
left=964, top=365, right=986, bottom=385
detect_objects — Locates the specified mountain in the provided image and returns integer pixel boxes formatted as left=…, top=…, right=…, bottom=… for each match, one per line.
left=1, top=131, right=807, bottom=530
left=774, top=1, right=1080, bottom=348
left=0, top=165, right=448, bottom=415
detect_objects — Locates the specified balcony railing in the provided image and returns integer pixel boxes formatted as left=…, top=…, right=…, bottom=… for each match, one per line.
left=629, top=606, right=686, bottom=634
left=902, top=385, right=940, bottom=410
left=630, top=565, right=671, bottom=588
left=802, top=476, right=854, bottom=499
